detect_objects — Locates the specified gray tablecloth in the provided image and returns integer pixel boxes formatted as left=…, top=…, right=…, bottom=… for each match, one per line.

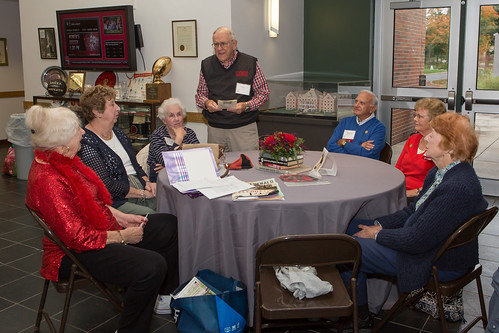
left=157, top=150, right=406, bottom=324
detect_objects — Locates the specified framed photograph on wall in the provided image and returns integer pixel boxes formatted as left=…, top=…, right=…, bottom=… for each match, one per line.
left=0, top=38, right=8, bottom=66
left=38, top=28, right=57, bottom=59
left=172, top=20, right=198, bottom=57
left=67, top=72, right=86, bottom=94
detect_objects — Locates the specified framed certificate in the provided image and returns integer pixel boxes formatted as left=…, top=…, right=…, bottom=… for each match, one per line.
left=172, top=20, right=198, bottom=57
left=38, top=28, right=57, bottom=59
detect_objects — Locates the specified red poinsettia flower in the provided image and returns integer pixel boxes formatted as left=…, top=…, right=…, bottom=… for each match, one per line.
left=259, top=132, right=305, bottom=161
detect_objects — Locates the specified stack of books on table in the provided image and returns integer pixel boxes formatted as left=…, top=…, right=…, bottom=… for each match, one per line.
left=258, top=153, right=304, bottom=170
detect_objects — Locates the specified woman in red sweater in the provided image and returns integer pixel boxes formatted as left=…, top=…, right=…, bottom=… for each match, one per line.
left=25, top=105, right=179, bottom=332
left=395, top=98, right=446, bottom=200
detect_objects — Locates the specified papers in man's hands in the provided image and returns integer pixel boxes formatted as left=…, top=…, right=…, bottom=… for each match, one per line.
left=232, top=178, right=284, bottom=201
left=172, top=277, right=215, bottom=299
left=217, top=99, right=237, bottom=110
left=163, top=148, right=252, bottom=199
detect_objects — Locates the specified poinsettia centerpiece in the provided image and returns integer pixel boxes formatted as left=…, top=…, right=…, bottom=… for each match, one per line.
left=259, top=132, right=305, bottom=162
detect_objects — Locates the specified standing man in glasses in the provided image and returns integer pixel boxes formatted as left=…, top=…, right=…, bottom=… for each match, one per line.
left=195, top=26, right=269, bottom=151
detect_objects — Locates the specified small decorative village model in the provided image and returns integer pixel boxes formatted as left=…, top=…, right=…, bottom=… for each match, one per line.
left=285, top=88, right=353, bottom=114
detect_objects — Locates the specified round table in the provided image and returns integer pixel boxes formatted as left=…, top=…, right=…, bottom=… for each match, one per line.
left=156, top=150, right=406, bottom=325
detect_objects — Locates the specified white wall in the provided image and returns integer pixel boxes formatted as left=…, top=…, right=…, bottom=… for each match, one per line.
left=18, top=0, right=304, bottom=142
left=0, top=0, right=24, bottom=140
left=232, top=0, right=304, bottom=78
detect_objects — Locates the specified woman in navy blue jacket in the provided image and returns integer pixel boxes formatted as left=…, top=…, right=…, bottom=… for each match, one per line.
left=344, top=112, right=487, bottom=326
left=78, top=85, right=156, bottom=215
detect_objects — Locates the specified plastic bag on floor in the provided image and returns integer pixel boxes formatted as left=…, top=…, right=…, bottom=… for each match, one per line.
left=171, top=269, right=248, bottom=333
left=2, top=146, right=16, bottom=176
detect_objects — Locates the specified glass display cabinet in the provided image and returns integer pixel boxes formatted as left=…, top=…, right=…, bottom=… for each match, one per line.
left=258, top=77, right=371, bottom=150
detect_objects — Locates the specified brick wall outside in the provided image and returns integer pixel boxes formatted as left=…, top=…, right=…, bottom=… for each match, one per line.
left=391, top=108, right=415, bottom=145
left=393, top=9, right=426, bottom=87
left=391, top=9, right=425, bottom=145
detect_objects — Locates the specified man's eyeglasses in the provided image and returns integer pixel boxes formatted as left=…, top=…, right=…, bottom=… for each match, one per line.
left=212, top=41, right=231, bottom=49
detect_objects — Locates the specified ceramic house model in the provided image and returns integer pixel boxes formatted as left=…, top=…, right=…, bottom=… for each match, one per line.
left=285, top=88, right=338, bottom=113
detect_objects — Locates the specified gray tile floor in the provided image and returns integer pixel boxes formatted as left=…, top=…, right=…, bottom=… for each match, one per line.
left=0, top=141, right=497, bottom=333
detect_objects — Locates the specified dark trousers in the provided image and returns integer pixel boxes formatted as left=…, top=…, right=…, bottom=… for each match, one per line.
left=59, top=213, right=179, bottom=333
left=342, top=219, right=466, bottom=307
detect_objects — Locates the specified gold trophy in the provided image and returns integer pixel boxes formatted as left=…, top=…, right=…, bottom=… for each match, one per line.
left=145, top=56, right=172, bottom=103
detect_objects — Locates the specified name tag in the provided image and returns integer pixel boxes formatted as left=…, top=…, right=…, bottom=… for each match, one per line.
left=236, top=82, right=251, bottom=96
left=342, top=130, right=356, bottom=142
left=164, top=137, right=175, bottom=146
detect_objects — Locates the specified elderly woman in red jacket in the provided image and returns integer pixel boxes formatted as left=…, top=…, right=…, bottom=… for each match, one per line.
left=395, top=98, right=446, bottom=199
left=25, top=105, right=178, bottom=333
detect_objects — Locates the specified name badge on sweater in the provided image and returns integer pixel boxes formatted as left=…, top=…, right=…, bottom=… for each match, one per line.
left=236, top=83, right=251, bottom=96
left=164, top=137, right=175, bottom=146
left=342, top=130, right=355, bottom=142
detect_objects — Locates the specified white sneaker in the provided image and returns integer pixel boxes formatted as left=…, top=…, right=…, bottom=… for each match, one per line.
left=154, top=295, right=172, bottom=315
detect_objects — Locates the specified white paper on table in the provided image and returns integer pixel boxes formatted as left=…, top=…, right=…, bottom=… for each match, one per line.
left=172, top=176, right=252, bottom=199
left=197, top=176, right=254, bottom=199
left=309, top=148, right=337, bottom=177
left=320, top=156, right=337, bottom=176
left=162, top=148, right=219, bottom=185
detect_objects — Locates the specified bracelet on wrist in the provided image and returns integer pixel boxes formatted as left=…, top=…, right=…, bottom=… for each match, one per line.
left=117, top=230, right=127, bottom=245
left=141, top=189, right=145, bottom=200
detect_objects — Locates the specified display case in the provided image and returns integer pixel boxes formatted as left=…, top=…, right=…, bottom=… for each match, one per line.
left=257, top=77, right=371, bottom=150
left=33, top=95, right=160, bottom=151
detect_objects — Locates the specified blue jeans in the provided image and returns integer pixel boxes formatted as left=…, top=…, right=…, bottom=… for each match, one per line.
left=341, top=219, right=466, bottom=306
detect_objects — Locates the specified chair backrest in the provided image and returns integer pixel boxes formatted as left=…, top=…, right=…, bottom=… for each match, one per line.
left=255, top=234, right=361, bottom=281
left=182, top=143, right=225, bottom=165
left=26, top=205, right=94, bottom=277
left=433, top=206, right=498, bottom=263
left=136, top=143, right=150, bottom=176
left=379, top=142, right=392, bottom=164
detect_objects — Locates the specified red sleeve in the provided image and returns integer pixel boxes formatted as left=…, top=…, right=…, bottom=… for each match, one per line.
left=26, top=164, right=108, bottom=252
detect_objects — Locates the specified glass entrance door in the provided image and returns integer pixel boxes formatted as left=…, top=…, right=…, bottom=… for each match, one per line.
left=462, top=1, right=499, bottom=195
left=374, top=0, right=499, bottom=195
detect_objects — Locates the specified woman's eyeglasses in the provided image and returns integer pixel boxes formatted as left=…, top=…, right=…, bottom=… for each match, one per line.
left=412, top=112, right=428, bottom=119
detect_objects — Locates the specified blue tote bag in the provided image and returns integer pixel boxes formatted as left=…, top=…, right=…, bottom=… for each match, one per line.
left=171, top=269, right=248, bottom=333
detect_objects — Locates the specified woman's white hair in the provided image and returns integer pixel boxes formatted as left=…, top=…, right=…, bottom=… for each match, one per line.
left=157, top=97, right=186, bottom=121
left=25, top=105, right=81, bottom=150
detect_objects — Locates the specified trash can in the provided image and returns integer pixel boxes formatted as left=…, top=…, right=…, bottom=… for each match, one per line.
left=5, top=113, right=34, bottom=180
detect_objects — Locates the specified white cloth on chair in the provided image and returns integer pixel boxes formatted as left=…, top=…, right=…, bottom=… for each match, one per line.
left=274, top=266, right=333, bottom=300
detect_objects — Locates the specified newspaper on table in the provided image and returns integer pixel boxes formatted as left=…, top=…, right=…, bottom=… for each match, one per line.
left=232, top=178, right=284, bottom=201
left=173, top=276, right=216, bottom=299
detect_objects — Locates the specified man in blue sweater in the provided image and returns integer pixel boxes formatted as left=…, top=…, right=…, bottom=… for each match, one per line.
left=326, top=90, right=386, bottom=159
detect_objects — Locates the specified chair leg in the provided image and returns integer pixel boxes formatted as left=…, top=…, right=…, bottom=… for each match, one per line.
left=372, top=292, right=412, bottom=333
left=435, top=295, right=448, bottom=332
left=461, top=276, right=489, bottom=333
left=476, top=276, right=488, bottom=329
left=254, top=283, right=262, bottom=333
left=34, top=279, right=50, bottom=332
left=59, top=264, right=78, bottom=333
